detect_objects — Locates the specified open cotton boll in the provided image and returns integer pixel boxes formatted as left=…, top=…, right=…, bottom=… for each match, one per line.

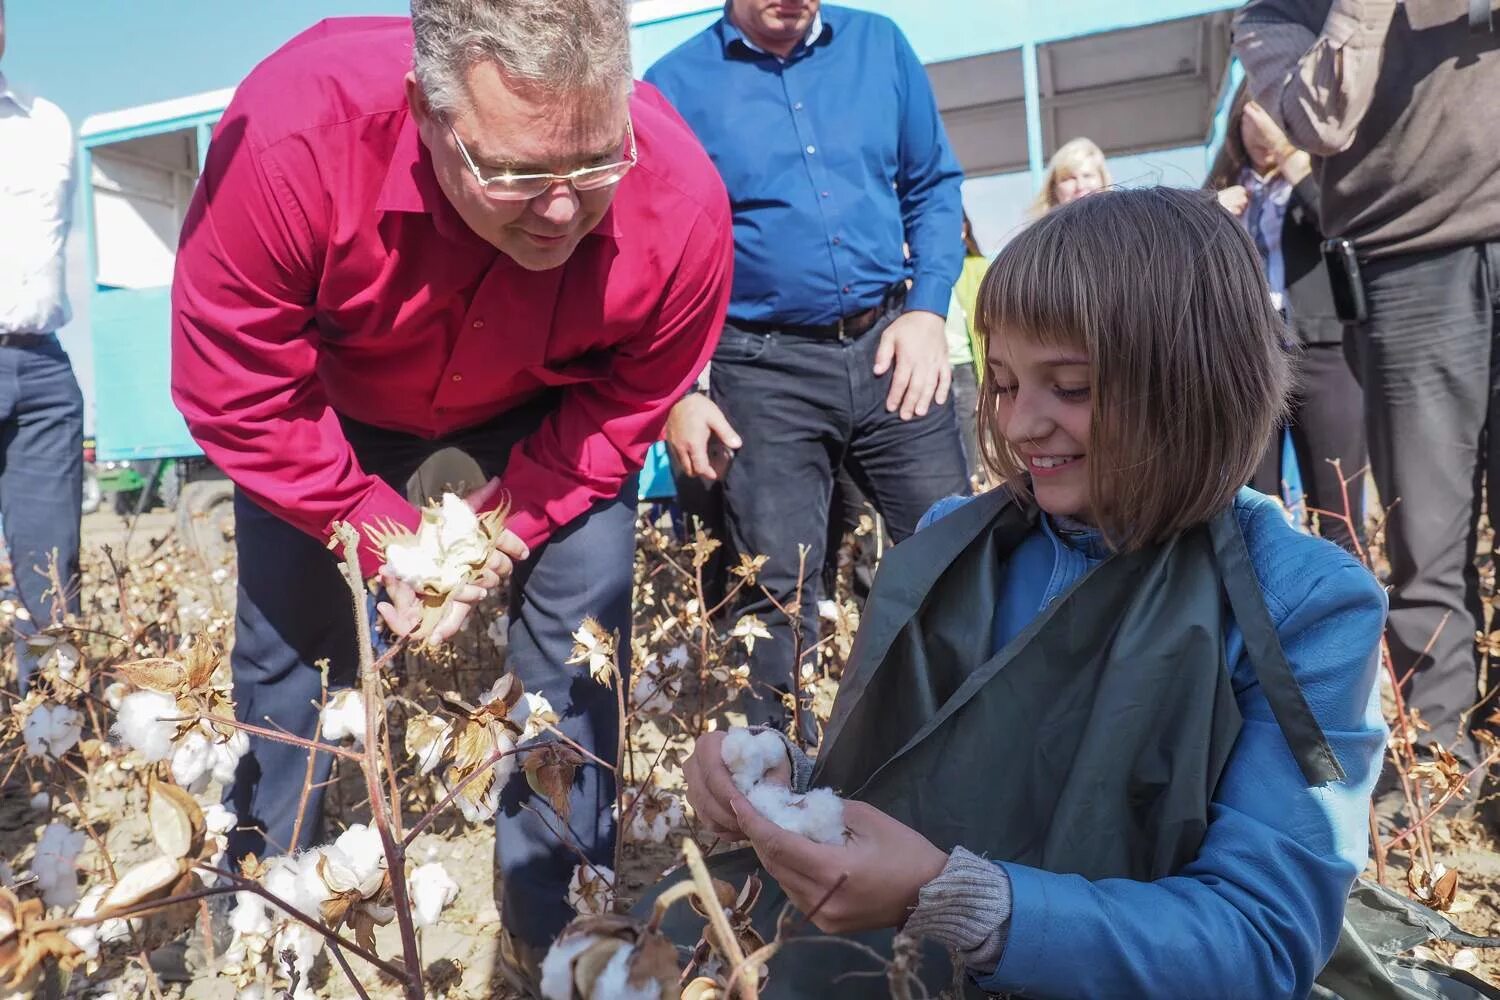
left=33, top=822, right=85, bottom=907
left=410, top=862, right=460, bottom=928
left=230, top=889, right=274, bottom=937
left=592, top=942, right=665, bottom=1000
left=274, top=924, right=322, bottom=1000
left=170, top=729, right=214, bottom=792
left=566, top=863, right=615, bottom=916
left=113, top=689, right=179, bottom=762
left=23, top=702, right=83, bottom=759
left=511, top=691, right=557, bottom=743
left=540, top=934, right=596, bottom=1000
left=630, top=656, right=681, bottom=716
left=437, top=492, right=485, bottom=558
left=383, top=534, right=442, bottom=590
left=210, top=729, right=248, bottom=785
left=720, top=727, right=789, bottom=795
left=746, top=784, right=846, bottom=846
left=203, top=803, right=237, bottom=837
left=320, top=689, right=366, bottom=744
left=331, top=824, right=387, bottom=896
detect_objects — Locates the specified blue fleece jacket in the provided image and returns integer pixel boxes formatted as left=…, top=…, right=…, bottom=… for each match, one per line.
left=918, top=488, right=1388, bottom=999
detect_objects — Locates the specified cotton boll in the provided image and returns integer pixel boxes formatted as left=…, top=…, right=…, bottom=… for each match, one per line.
left=170, top=729, right=214, bottom=792
left=630, top=656, right=680, bottom=716
left=23, top=702, right=83, bottom=759
left=746, top=784, right=846, bottom=846
left=67, top=884, right=122, bottom=959
left=512, top=691, right=557, bottom=743
left=32, top=822, right=85, bottom=907
left=384, top=535, right=442, bottom=590
left=113, top=689, right=179, bottom=762
left=331, top=825, right=387, bottom=897
left=593, top=942, right=664, bottom=1000
left=210, top=729, right=248, bottom=785
left=410, top=862, right=460, bottom=928
left=262, top=856, right=314, bottom=920
left=566, top=864, right=615, bottom=916
left=540, top=934, right=595, bottom=1000
left=319, top=689, right=365, bottom=745
left=229, top=889, right=274, bottom=937
left=273, top=924, right=322, bottom=1000
left=203, top=803, right=237, bottom=836
left=719, top=727, right=788, bottom=795
left=437, top=493, right=484, bottom=558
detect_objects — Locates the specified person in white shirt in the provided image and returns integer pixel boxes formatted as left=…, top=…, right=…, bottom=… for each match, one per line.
left=0, top=0, right=86, bottom=689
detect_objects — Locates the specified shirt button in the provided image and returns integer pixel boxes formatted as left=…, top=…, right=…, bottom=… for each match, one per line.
left=821, top=191, right=830, bottom=198
left=842, top=285, right=851, bottom=293
left=806, top=145, right=816, bottom=155
left=832, top=236, right=841, bottom=246
left=793, top=101, right=804, bottom=111
left=451, top=373, right=463, bottom=382
left=471, top=319, right=484, bottom=329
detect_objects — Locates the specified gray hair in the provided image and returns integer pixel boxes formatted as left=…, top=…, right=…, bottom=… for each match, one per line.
left=411, top=0, right=632, bottom=118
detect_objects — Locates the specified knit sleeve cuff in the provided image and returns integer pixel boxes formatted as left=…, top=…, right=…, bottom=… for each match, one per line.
left=902, top=846, right=1012, bottom=974
left=748, top=726, right=816, bottom=794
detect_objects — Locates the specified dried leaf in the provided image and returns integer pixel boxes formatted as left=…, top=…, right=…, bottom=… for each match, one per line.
left=523, top=745, right=584, bottom=820
left=148, top=777, right=206, bottom=860
left=0, top=887, right=80, bottom=989
left=1432, top=867, right=1460, bottom=910
left=683, top=978, right=724, bottom=1000
left=116, top=658, right=187, bottom=693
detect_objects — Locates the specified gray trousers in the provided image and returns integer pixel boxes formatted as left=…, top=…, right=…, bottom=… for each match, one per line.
left=1345, top=242, right=1500, bottom=757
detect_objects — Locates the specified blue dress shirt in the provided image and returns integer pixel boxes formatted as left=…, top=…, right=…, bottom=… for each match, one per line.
left=644, top=5, right=965, bottom=325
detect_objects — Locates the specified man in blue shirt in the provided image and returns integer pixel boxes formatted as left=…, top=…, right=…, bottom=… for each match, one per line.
left=647, top=1, right=969, bottom=729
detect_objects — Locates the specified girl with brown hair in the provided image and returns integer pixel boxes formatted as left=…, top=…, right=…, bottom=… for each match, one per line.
left=673, top=187, right=1390, bottom=997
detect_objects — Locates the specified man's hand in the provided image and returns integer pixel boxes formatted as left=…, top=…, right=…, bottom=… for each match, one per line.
left=683, top=730, right=792, bottom=839
left=1216, top=185, right=1250, bottom=217
left=375, top=477, right=530, bottom=645
left=731, top=791, right=949, bottom=934
left=664, top=393, right=742, bottom=482
left=873, top=310, right=951, bottom=420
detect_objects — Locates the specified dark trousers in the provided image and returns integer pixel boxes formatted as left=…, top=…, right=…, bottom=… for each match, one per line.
left=226, top=398, right=635, bottom=944
left=0, top=338, right=83, bottom=688
left=710, top=305, right=969, bottom=725
left=1344, top=242, right=1500, bottom=758
left=951, top=360, right=981, bottom=480
left=1251, top=341, right=1367, bottom=553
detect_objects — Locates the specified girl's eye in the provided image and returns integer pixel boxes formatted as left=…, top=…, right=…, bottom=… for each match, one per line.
left=1054, top=385, right=1090, bottom=402
left=993, top=383, right=1019, bottom=397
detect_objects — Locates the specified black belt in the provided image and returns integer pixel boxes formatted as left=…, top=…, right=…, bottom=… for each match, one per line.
left=0, top=333, right=54, bottom=348
left=731, top=284, right=906, bottom=341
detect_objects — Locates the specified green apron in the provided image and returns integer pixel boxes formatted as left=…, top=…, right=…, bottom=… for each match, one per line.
left=644, top=489, right=1499, bottom=998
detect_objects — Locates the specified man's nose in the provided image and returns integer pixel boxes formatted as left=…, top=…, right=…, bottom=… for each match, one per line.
left=529, top=181, right=580, bottom=228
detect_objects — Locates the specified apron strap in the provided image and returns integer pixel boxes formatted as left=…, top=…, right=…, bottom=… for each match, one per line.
left=1209, top=510, right=1347, bottom=786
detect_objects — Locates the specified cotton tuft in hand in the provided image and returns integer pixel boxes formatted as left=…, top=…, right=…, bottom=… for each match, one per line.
left=719, top=726, right=846, bottom=845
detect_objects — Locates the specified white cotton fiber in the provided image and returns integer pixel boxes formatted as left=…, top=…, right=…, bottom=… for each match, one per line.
left=113, top=689, right=179, bottom=762
left=592, top=942, right=664, bottom=1000
left=719, top=727, right=788, bottom=795
left=170, top=729, right=213, bottom=791
left=540, top=934, right=596, bottom=1000
left=746, top=783, right=846, bottom=845
left=320, top=689, right=366, bottom=744
left=410, top=862, right=459, bottom=928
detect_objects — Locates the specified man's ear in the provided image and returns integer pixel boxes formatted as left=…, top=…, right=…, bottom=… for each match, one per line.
left=404, top=72, right=432, bottom=130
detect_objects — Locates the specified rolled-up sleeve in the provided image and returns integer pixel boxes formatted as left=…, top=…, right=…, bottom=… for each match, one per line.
left=1233, top=0, right=1399, bottom=156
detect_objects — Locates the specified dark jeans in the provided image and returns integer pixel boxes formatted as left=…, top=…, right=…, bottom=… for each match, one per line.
left=1344, top=242, right=1500, bottom=758
left=1251, top=341, right=1367, bottom=553
left=951, top=360, right=981, bottom=480
left=710, top=306, right=969, bottom=725
left=227, top=397, right=635, bottom=944
left=0, top=337, right=83, bottom=688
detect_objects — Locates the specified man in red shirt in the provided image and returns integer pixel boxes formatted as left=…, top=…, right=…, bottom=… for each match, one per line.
left=171, top=1, right=730, bottom=949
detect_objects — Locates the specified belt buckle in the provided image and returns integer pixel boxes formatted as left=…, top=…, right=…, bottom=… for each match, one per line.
left=836, top=315, right=848, bottom=342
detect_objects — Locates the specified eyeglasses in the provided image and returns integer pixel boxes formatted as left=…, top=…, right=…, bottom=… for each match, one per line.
left=448, top=118, right=637, bottom=202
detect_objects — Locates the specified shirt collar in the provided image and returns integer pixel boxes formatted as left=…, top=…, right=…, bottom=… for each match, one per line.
left=718, top=4, right=832, bottom=60
left=0, top=72, right=35, bottom=114
left=377, top=108, right=622, bottom=241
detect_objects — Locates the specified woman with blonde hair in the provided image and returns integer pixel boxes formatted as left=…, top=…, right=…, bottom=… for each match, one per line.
left=1028, top=137, right=1111, bottom=217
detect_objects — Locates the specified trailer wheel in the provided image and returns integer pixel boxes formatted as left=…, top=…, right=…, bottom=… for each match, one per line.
left=177, top=480, right=235, bottom=567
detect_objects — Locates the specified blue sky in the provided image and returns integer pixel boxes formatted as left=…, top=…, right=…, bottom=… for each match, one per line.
left=5, top=1, right=1207, bottom=431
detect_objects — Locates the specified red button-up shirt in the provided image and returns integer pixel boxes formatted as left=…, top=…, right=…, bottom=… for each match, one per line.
left=171, top=17, right=731, bottom=575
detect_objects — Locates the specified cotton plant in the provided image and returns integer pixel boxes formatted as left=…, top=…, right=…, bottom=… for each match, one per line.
left=721, top=727, right=846, bottom=845
left=366, top=491, right=511, bottom=643
left=620, top=776, right=686, bottom=845
left=566, top=863, right=617, bottom=917
left=110, top=636, right=243, bottom=770
left=630, top=645, right=688, bottom=717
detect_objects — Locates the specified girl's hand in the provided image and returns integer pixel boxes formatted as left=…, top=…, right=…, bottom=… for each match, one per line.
left=682, top=730, right=792, bottom=839
left=730, top=791, right=949, bottom=934
left=1216, top=184, right=1249, bottom=217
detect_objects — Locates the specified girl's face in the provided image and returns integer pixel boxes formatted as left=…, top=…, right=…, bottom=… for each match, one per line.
left=989, top=331, right=1094, bottom=521
left=1054, top=162, right=1104, bottom=205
